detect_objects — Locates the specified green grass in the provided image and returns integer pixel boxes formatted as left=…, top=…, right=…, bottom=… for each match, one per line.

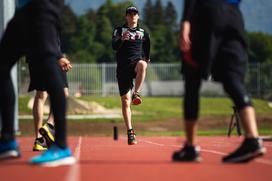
left=78, top=96, right=272, bottom=120
left=19, top=95, right=272, bottom=121
left=137, top=129, right=272, bottom=136
left=18, top=96, right=272, bottom=136
left=19, top=95, right=32, bottom=114
left=80, top=96, right=182, bottom=121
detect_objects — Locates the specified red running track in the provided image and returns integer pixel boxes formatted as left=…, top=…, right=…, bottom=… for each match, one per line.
left=0, top=136, right=271, bottom=181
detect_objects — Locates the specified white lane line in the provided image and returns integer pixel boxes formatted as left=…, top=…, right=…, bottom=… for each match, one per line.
left=139, top=138, right=272, bottom=165
left=140, top=139, right=226, bottom=155
left=255, top=159, right=272, bottom=166
left=201, top=149, right=226, bottom=156
left=65, top=137, right=82, bottom=181
left=142, top=140, right=165, bottom=146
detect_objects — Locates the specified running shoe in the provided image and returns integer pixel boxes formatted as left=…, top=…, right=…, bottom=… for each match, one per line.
left=172, top=144, right=201, bottom=162
left=39, top=123, right=55, bottom=146
left=132, top=92, right=142, bottom=105
left=128, top=129, right=137, bottom=145
left=33, top=137, right=47, bottom=151
left=0, top=139, right=20, bottom=160
left=222, top=137, right=266, bottom=163
left=30, top=144, right=76, bottom=167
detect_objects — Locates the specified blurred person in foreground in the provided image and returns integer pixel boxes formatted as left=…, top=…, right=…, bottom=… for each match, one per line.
left=172, top=0, right=266, bottom=163
left=0, top=0, right=75, bottom=166
left=29, top=55, right=71, bottom=151
left=112, top=6, right=150, bottom=145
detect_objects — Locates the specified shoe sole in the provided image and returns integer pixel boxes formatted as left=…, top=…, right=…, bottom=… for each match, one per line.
left=36, top=156, right=76, bottom=167
left=0, top=150, right=20, bottom=160
left=132, top=98, right=142, bottom=105
left=33, top=148, right=47, bottom=151
left=33, top=145, right=47, bottom=151
left=172, top=156, right=202, bottom=162
left=39, top=127, right=55, bottom=146
left=223, top=147, right=266, bottom=163
left=128, top=141, right=138, bottom=145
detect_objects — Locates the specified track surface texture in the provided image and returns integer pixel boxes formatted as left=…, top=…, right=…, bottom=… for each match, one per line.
left=0, top=136, right=271, bottom=181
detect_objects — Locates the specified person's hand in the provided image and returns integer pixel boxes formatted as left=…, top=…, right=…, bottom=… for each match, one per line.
left=179, top=21, right=191, bottom=52
left=179, top=21, right=198, bottom=68
left=183, top=51, right=198, bottom=68
left=121, top=31, right=130, bottom=40
left=58, top=57, right=72, bottom=72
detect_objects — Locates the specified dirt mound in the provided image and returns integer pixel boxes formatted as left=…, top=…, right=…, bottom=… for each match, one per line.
left=27, top=96, right=120, bottom=115
left=66, top=97, right=120, bottom=114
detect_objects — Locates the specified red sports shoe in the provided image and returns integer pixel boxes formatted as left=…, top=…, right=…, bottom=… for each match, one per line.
left=132, top=92, right=142, bottom=105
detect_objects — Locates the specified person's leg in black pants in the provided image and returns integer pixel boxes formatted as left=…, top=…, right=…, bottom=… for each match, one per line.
left=29, top=0, right=75, bottom=166
left=172, top=65, right=202, bottom=162
left=0, top=9, right=27, bottom=143
left=0, top=8, right=27, bottom=160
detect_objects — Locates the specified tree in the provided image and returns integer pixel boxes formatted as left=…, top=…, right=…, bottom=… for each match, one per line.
left=143, top=0, right=154, bottom=29
left=70, top=16, right=96, bottom=62
left=96, top=16, right=114, bottom=62
left=153, top=0, right=164, bottom=26
left=247, top=32, right=272, bottom=63
left=165, top=1, right=178, bottom=31
left=97, top=0, right=132, bottom=28
left=61, top=4, right=77, bottom=54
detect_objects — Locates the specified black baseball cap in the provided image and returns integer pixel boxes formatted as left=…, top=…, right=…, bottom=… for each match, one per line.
left=126, top=6, right=139, bottom=15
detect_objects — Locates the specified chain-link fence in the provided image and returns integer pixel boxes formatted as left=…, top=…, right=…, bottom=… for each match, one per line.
left=17, top=62, right=272, bottom=99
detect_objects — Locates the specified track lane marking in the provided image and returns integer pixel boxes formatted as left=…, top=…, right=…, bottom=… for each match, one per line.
left=65, top=136, right=82, bottom=181
left=139, top=138, right=272, bottom=165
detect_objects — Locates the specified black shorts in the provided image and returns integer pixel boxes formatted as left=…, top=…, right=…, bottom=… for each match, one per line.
left=116, top=61, right=138, bottom=96
left=28, top=61, right=68, bottom=92
left=184, top=2, right=247, bottom=82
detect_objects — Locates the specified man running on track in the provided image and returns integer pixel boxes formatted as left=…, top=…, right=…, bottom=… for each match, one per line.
left=172, top=0, right=266, bottom=163
left=112, top=6, right=151, bottom=145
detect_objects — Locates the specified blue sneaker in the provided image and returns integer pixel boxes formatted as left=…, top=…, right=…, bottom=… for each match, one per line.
left=30, top=144, right=76, bottom=167
left=0, top=140, right=20, bottom=160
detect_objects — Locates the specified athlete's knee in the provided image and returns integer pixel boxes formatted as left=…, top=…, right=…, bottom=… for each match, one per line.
left=136, top=60, right=147, bottom=72
left=222, top=78, right=252, bottom=110
left=121, top=94, right=130, bottom=107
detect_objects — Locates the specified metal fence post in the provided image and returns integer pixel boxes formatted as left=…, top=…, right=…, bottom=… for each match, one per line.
left=257, top=62, right=261, bottom=98
left=102, top=63, right=106, bottom=97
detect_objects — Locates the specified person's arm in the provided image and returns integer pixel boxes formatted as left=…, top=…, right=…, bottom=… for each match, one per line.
left=112, top=27, right=125, bottom=50
left=143, top=32, right=151, bottom=63
left=180, top=0, right=198, bottom=67
left=179, top=21, right=191, bottom=52
left=180, top=0, right=197, bottom=52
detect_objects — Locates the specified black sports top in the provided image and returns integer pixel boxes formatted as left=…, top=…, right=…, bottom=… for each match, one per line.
left=112, top=24, right=150, bottom=68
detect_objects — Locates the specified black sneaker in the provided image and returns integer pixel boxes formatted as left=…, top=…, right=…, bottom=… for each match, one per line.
left=127, top=129, right=137, bottom=145
left=172, top=144, right=201, bottom=162
left=33, top=137, right=47, bottom=151
left=39, top=123, right=55, bottom=147
left=222, top=138, right=266, bottom=163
